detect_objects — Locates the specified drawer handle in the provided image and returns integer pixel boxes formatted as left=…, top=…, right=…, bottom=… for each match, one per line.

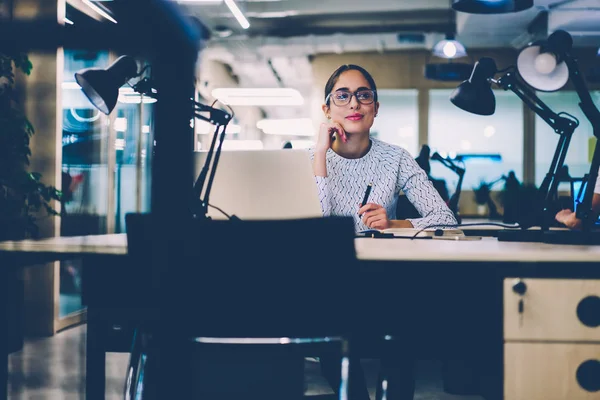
left=576, top=296, right=600, bottom=328
left=576, top=360, right=600, bottom=392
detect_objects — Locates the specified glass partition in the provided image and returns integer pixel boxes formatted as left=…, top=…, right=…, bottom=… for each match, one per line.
left=428, top=89, right=524, bottom=192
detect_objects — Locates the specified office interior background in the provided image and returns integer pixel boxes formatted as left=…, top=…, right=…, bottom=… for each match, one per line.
left=52, top=0, right=600, bottom=327
left=2, top=0, right=600, bottom=398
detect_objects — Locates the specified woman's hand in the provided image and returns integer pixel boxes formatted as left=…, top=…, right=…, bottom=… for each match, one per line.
left=358, top=203, right=390, bottom=230
left=555, top=209, right=583, bottom=230
left=315, top=121, right=347, bottom=153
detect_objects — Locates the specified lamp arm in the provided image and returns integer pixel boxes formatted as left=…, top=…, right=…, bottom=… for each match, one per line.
left=191, top=122, right=220, bottom=216
left=496, top=71, right=579, bottom=229
left=495, top=72, right=564, bottom=130
left=202, top=122, right=229, bottom=214
left=434, top=156, right=465, bottom=175
left=191, top=103, right=232, bottom=219
left=448, top=170, right=465, bottom=216
left=564, top=54, right=600, bottom=229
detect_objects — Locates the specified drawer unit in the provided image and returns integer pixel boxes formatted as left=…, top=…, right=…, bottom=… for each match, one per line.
left=505, top=342, right=600, bottom=400
left=504, top=278, right=600, bottom=341
left=504, top=278, right=600, bottom=400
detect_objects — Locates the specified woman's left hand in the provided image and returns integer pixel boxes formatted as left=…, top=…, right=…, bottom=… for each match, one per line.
left=358, top=203, right=390, bottom=230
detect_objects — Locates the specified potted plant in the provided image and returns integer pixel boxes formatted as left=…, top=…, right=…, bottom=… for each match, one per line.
left=0, top=51, right=62, bottom=353
left=0, top=51, right=62, bottom=241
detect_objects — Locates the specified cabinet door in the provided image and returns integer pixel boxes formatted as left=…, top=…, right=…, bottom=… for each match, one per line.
left=505, top=342, right=600, bottom=400
left=504, top=278, right=600, bottom=341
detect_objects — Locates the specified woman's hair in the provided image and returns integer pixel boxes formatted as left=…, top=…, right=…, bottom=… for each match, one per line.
left=324, top=64, right=378, bottom=106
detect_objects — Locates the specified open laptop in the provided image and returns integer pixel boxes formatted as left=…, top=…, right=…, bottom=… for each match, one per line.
left=194, top=149, right=323, bottom=220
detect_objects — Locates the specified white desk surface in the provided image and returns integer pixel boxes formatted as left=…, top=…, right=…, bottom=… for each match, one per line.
left=0, top=234, right=599, bottom=263
left=354, top=237, right=600, bottom=263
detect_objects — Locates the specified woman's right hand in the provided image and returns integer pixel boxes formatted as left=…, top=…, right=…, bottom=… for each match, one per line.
left=315, top=121, right=347, bottom=153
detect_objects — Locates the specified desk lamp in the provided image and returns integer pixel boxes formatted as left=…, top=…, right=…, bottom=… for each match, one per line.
left=431, top=152, right=466, bottom=223
left=450, top=49, right=580, bottom=242
left=75, top=55, right=233, bottom=221
left=517, top=31, right=600, bottom=244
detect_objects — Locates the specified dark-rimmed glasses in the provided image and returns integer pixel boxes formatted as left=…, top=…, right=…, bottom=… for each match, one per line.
left=326, top=89, right=376, bottom=106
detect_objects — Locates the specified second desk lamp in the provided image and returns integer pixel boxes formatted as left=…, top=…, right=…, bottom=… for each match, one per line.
left=74, top=55, right=233, bottom=221
left=450, top=34, right=581, bottom=242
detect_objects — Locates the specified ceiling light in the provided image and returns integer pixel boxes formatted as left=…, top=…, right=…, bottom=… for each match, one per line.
left=224, top=0, right=249, bottom=29
left=82, top=0, right=117, bottom=23
left=211, top=88, right=304, bottom=106
left=432, top=35, right=467, bottom=59
left=452, top=0, right=533, bottom=14
left=257, top=118, right=315, bottom=136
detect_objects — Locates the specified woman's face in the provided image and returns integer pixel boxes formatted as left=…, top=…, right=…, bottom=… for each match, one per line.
left=323, top=69, right=379, bottom=135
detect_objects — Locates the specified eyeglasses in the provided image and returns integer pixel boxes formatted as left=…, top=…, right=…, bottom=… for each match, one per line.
left=326, top=89, right=376, bottom=106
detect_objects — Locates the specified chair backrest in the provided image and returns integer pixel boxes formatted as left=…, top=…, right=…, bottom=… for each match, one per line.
left=126, top=213, right=357, bottom=339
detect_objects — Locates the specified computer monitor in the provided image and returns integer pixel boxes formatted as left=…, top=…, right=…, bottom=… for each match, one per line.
left=194, top=149, right=323, bottom=220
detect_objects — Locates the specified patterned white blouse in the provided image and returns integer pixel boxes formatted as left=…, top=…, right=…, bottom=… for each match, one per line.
left=309, top=138, right=457, bottom=231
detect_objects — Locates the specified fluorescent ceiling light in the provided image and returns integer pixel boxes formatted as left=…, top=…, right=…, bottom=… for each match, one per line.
left=257, top=118, right=315, bottom=136
left=118, top=95, right=157, bottom=104
left=224, top=0, right=250, bottom=29
left=212, top=88, right=304, bottom=106
left=221, top=140, right=263, bottom=151
left=82, top=0, right=117, bottom=23
left=118, top=87, right=157, bottom=104
left=432, top=38, right=467, bottom=59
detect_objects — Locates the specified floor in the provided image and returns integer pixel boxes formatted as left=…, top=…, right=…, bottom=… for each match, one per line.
left=8, top=324, right=485, bottom=400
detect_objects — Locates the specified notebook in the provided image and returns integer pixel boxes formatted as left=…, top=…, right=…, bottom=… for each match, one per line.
left=194, top=149, right=323, bottom=220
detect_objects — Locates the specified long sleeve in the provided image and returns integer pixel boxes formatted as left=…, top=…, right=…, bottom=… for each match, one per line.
left=314, top=175, right=332, bottom=216
left=308, top=148, right=332, bottom=216
left=397, top=151, right=457, bottom=229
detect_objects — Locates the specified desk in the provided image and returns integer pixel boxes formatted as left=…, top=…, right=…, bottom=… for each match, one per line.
left=1, top=234, right=600, bottom=400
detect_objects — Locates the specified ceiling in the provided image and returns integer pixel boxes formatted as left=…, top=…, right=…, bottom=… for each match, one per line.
left=171, top=0, right=600, bottom=121
left=177, top=1, right=598, bottom=92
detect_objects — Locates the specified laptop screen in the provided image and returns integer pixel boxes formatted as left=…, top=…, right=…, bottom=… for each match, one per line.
left=193, top=149, right=323, bottom=220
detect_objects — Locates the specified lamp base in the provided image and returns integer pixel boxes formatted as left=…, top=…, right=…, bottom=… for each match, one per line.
left=542, top=230, right=600, bottom=245
left=497, top=229, right=545, bottom=243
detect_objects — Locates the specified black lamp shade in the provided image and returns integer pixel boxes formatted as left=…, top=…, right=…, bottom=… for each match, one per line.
left=74, top=55, right=139, bottom=115
left=452, top=0, right=533, bottom=14
left=450, top=57, right=497, bottom=116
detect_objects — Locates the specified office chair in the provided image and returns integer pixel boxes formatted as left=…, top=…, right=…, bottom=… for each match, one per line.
left=123, top=214, right=358, bottom=400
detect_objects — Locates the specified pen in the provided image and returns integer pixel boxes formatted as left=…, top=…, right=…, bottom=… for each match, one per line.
left=360, top=183, right=373, bottom=209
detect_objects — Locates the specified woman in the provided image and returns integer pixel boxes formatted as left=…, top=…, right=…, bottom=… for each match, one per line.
left=310, top=64, right=457, bottom=400
left=311, top=64, right=456, bottom=232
